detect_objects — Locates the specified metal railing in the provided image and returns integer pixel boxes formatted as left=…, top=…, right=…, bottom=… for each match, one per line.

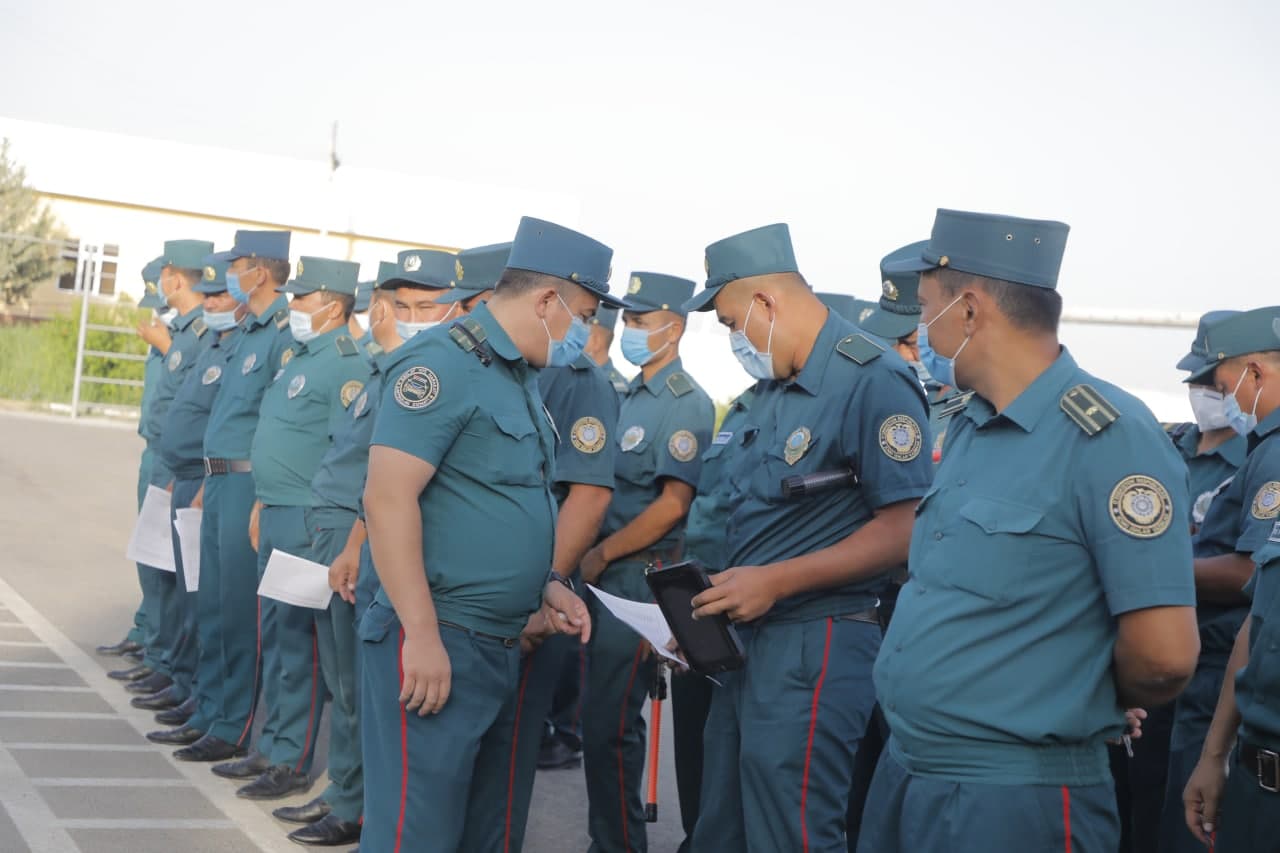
left=69, top=243, right=141, bottom=418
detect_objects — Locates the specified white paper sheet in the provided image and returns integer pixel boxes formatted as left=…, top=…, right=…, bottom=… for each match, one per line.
left=258, top=549, right=333, bottom=610
left=126, top=485, right=176, bottom=572
left=173, top=508, right=202, bottom=592
left=586, top=584, right=683, bottom=667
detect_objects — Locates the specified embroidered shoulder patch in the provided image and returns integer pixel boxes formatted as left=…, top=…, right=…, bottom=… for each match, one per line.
left=878, top=415, right=922, bottom=462
left=668, top=430, right=697, bottom=462
left=393, top=366, right=440, bottom=410
left=1109, top=474, right=1174, bottom=538
left=1252, top=481, right=1280, bottom=520
left=340, top=380, right=364, bottom=408
left=571, top=417, right=607, bottom=454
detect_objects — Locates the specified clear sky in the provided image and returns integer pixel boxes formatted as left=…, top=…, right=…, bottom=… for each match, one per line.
left=3, top=0, right=1277, bottom=409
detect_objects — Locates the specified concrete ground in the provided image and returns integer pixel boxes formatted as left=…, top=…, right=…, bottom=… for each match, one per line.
left=0, top=410, right=685, bottom=853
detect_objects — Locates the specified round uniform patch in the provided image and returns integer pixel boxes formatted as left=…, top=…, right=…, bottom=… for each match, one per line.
left=1109, top=475, right=1174, bottom=539
left=783, top=427, right=811, bottom=466
left=668, top=430, right=698, bottom=462
left=620, top=425, right=645, bottom=452
left=1252, top=481, right=1280, bottom=520
left=340, top=380, right=364, bottom=409
left=167, top=351, right=182, bottom=372
left=571, top=417, right=607, bottom=454
left=1193, top=490, right=1216, bottom=526
left=288, top=374, right=306, bottom=399
left=878, top=415, right=922, bottom=462
left=241, top=353, right=257, bottom=375
left=353, top=390, right=369, bottom=419
left=393, top=366, right=440, bottom=410
left=201, top=365, right=222, bottom=386
left=281, top=349, right=294, bottom=368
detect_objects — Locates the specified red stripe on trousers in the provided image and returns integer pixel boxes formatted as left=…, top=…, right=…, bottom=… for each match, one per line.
left=617, top=644, right=645, bottom=853
left=799, top=617, right=833, bottom=853
left=395, top=628, right=408, bottom=853
left=503, top=655, right=534, bottom=852
left=1061, top=786, right=1072, bottom=853
left=237, top=597, right=264, bottom=747
left=294, top=627, right=320, bottom=773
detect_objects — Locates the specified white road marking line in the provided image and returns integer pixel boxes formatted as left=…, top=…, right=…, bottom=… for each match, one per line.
left=0, top=685, right=95, bottom=694
left=32, top=777, right=192, bottom=788
left=5, top=743, right=154, bottom=752
left=0, top=744, right=81, bottom=852
left=0, top=662, right=73, bottom=670
left=55, top=818, right=236, bottom=830
left=0, top=712, right=120, bottom=720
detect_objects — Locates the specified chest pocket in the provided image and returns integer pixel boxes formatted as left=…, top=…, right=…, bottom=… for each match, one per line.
left=615, top=428, right=657, bottom=486
left=467, top=411, right=544, bottom=487
left=944, top=496, right=1048, bottom=605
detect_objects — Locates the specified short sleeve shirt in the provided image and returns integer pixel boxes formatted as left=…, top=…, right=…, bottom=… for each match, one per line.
left=156, top=326, right=242, bottom=478
left=1236, top=523, right=1280, bottom=751
left=683, top=386, right=755, bottom=572
left=204, top=297, right=295, bottom=459
left=142, top=306, right=207, bottom=446
left=311, top=342, right=385, bottom=514
left=537, top=353, right=620, bottom=504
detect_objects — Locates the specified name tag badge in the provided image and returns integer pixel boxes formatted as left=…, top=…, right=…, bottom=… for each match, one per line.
left=712, top=431, right=733, bottom=446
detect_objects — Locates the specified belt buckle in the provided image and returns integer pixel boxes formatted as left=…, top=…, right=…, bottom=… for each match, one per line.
left=203, top=458, right=213, bottom=476
left=1259, top=748, right=1280, bottom=793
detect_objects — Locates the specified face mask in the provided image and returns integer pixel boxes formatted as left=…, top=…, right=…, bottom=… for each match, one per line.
left=1188, top=387, right=1230, bottom=432
left=225, top=267, right=259, bottom=305
left=917, top=294, right=970, bottom=389
left=907, top=360, right=933, bottom=388
left=395, top=303, right=456, bottom=341
left=354, top=313, right=371, bottom=333
left=203, top=308, right=240, bottom=332
left=1224, top=368, right=1263, bottom=436
left=729, top=300, right=775, bottom=380
left=621, top=322, right=673, bottom=367
left=544, top=295, right=589, bottom=367
left=157, top=308, right=178, bottom=328
left=289, top=303, right=333, bottom=344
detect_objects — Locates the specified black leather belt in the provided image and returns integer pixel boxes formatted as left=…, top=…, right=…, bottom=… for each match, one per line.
left=1241, top=740, right=1280, bottom=793
left=840, top=606, right=881, bottom=626
left=438, top=620, right=518, bottom=649
left=204, top=457, right=253, bottom=475
left=634, top=547, right=683, bottom=568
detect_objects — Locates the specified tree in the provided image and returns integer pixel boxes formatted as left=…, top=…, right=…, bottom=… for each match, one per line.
left=0, top=138, right=67, bottom=307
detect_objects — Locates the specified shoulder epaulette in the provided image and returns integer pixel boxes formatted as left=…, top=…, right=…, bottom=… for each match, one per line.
left=448, top=316, right=487, bottom=352
left=1060, top=384, right=1121, bottom=436
left=192, top=317, right=207, bottom=338
left=835, top=333, right=884, bottom=365
left=274, top=307, right=290, bottom=329
left=938, top=390, right=975, bottom=419
left=335, top=335, right=359, bottom=356
left=734, top=387, right=756, bottom=411
left=365, top=341, right=384, bottom=358
left=666, top=371, right=694, bottom=397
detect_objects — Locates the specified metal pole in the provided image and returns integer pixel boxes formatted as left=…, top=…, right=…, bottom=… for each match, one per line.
left=69, top=243, right=95, bottom=419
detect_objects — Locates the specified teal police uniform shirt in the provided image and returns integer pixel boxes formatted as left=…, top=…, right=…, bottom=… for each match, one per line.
left=156, top=326, right=242, bottom=479
left=1165, top=423, right=1247, bottom=528
left=143, top=306, right=209, bottom=447
left=722, top=313, right=934, bottom=621
left=601, top=358, right=713, bottom=551
left=536, top=353, right=619, bottom=504
left=204, top=297, right=295, bottom=459
left=601, top=358, right=630, bottom=395
left=1238, top=523, right=1280, bottom=752
left=311, top=342, right=385, bottom=514
left=250, top=326, right=372, bottom=507
left=683, top=386, right=755, bottom=572
left=927, top=384, right=974, bottom=465
left=138, top=346, right=166, bottom=442
left=875, top=349, right=1197, bottom=784
left=370, top=305, right=558, bottom=638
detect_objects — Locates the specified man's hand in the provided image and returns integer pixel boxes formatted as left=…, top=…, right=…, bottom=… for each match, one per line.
left=329, top=547, right=360, bottom=604
left=248, top=501, right=261, bottom=552
left=541, top=580, right=592, bottom=644
left=580, top=546, right=608, bottom=586
left=137, top=317, right=171, bottom=352
left=1183, top=753, right=1229, bottom=845
left=691, top=565, right=779, bottom=623
left=400, top=630, right=451, bottom=715
left=191, top=482, right=205, bottom=509
left=518, top=612, right=550, bottom=657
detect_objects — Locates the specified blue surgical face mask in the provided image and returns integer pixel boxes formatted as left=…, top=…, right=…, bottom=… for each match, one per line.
left=203, top=307, right=240, bottom=332
left=225, top=266, right=260, bottom=305
left=621, top=322, right=673, bottom=367
left=917, top=294, right=969, bottom=389
left=1224, top=368, right=1262, bottom=436
left=729, top=300, right=775, bottom=380
left=907, top=360, right=933, bottom=388
left=544, top=295, right=589, bottom=367
left=395, top=303, right=456, bottom=341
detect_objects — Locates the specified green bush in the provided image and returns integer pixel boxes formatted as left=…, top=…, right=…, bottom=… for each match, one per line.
left=0, top=302, right=149, bottom=406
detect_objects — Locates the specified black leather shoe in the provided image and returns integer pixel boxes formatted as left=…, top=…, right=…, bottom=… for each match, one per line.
left=537, top=737, right=582, bottom=769
left=273, top=795, right=331, bottom=825
left=155, top=696, right=197, bottom=726
left=96, top=639, right=143, bottom=656
left=125, top=672, right=173, bottom=695
left=146, top=725, right=204, bottom=746
left=174, top=734, right=247, bottom=763
left=131, top=685, right=185, bottom=711
left=288, top=814, right=361, bottom=847
left=124, top=649, right=145, bottom=662
left=107, top=663, right=152, bottom=681
left=212, top=752, right=270, bottom=779
left=237, top=765, right=312, bottom=800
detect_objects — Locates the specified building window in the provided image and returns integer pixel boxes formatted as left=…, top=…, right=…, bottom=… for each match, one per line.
left=56, top=240, right=119, bottom=296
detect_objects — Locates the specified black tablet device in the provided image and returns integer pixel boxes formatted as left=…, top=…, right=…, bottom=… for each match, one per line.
left=644, top=560, right=746, bottom=676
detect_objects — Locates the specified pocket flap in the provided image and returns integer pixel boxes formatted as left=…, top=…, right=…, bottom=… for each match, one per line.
left=490, top=412, right=535, bottom=441
left=357, top=601, right=400, bottom=643
left=958, top=498, right=1044, bottom=535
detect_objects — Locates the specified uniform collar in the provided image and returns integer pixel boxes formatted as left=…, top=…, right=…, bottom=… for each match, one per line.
left=296, top=325, right=344, bottom=356
left=470, top=302, right=522, bottom=363
left=571, top=352, right=596, bottom=371
left=1180, top=425, right=1247, bottom=467
left=790, top=311, right=852, bottom=396
left=173, top=304, right=202, bottom=332
left=628, top=356, right=684, bottom=395
left=961, top=347, right=1079, bottom=433
left=250, top=295, right=288, bottom=329
left=1248, top=406, right=1280, bottom=454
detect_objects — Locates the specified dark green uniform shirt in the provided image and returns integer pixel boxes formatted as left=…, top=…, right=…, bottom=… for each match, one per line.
left=601, top=357, right=714, bottom=553
left=1238, top=515, right=1280, bottom=752
left=204, top=297, right=294, bottom=459
left=1163, top=423, right=1247, bottom=528
left=250, top=326, right=371, bottom=507
left=723, top=313, right=933, bottom=622
left=683, top=386, right=755, bottom=572
left=537, top=353, right=619, bottom=504
left=371, top=305, right=558, bottom=638
left=601, top=358, right=630, bottom=395
left=927, top=384, right=974, bottom=465
left=310, top=343, right=385, bottom=514
left=156, top=326, right=242, bottom=479
left=142, top=306, right=208, bottom=446
left=137, top=346, right=165, bottom=444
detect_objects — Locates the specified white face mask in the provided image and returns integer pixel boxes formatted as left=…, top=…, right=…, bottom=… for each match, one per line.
left=289, top=302, right=335, bottom=344
left=1188, top=387, right=1230, bottom=432
left=157, top=308, right=179, bottom=328
left=354, top=313, right=371, bottom=333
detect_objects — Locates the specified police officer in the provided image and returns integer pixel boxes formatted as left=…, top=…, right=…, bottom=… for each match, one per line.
left=683, top=223, right=931, bottom=852
left=586, top=304, right=630, bottom=394
left=174, top=230, right=294, bottom=765
left=671, top=380, right=755, bottom=853
left=577, top=271, right=713, bottom=853
left=1179, top=306, right=1280, bottom=853
left=144, top=259, right=245, bottom=744
left=128, top=240, right=215, bottom=703
left=860, top=209, right=1200, bottom=853
left=100, top=257, right=168, bottom=665
left=359, top=216, right=606, bottom=851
